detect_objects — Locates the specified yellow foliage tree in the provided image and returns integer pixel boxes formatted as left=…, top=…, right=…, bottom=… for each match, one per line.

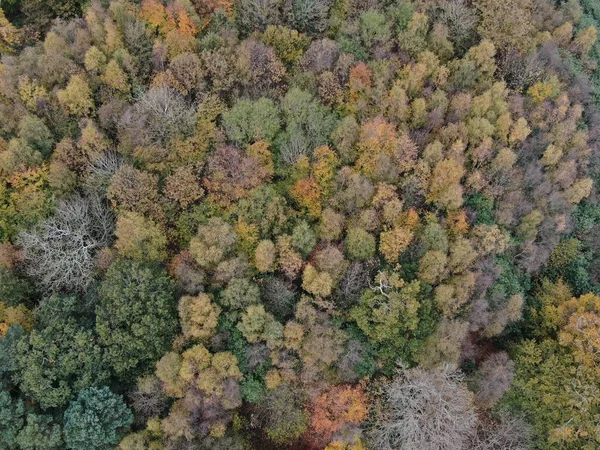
left=57, top=75, right=94, bottom=116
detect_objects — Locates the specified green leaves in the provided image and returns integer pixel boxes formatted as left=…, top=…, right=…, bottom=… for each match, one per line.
left=222, top=98, right=281, bottom=146
left=63, top=387, right=132, bottom=450
left=16, top=296, right=108, bottom=410
left=96, top=260, right=178, bottom=378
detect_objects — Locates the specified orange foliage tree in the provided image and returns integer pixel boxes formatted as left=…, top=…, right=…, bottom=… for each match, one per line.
left=310, top=385, right=368, bottom=444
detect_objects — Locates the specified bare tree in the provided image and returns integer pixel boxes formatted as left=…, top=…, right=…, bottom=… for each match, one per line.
left=17, top=194, right=114, bottom=293
left=301, top=38, right=340, bottom=73
left=119, top=86, right=197, bottom=149
left=471, top=411, right=532, bottom=450
left=370, top=364, right=478, bottom=450
left=474, top=352, right=515, bottom=407
left=129, top=375, right=168, bottom=425
left=437, top=0, right=479, bottom=52
left=280, top=132, right=310, bottom=165
left=83, top=150, right=123, bottom=193
left=335, top=260, right=372, bottom=309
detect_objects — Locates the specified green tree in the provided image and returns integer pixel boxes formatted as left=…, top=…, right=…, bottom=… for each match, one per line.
left=502, top=340, right=600, bottom=450
left=222, top=98, right=280, bottom=146
left=96, top=260, right=178, bottom=377
left=291, top=220, right=316, bottom=257
left=63, top=387, right=133, bottom=450
left=0, top=391, right=24, bottom=450
left=18, top=115, right=54, bottom=157
left=345, top=228, right=376, bottom=260
left=359, top=10, right=391, bottom=49
left=16, top=414, right=63, bottom=450
left=0, top=324, right=25, bottom=384
left=280, top=88, right=336, bottom=151
left=350, top=272, right=421, bottom=362
left=0, top=268, right=37, bottom=308
left=16, top=296, right=108, bottom=410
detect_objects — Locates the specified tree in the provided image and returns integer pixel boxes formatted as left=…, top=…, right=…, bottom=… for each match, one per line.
left=437, top=0, right=478, bottom=52
left=164, top=164, right=204, bottom=208
left=380, top=226, right=413, bottom=263
left=345, top=228, right=376, bottom=260
left=119, top=86, right=196, bottom=153
left=359, top=10, right=391, bottom=50
left=0, top=391, right=24, bottom=450
left=103, top=60, right=130, bottom=93
left=564, top=178, right=593, bottom=204
left=114, top=211, right=167, bottom=262
left=291, top=220, right=316, bottom=256
left=473, top=352, right=515, bottom=407
left=127, top=375, right=167, bottom=425
left=204, top=145, right=272, bottom=206
left=263, top=25, right=310, bottom=67
left=17, top=195, right=113, bottom=293
left=572, top=26, right=598, bottom=55
left=261, top=276, right=298, bottom=321
left=235, top=0, right=281, bottom=34
left=18, top=115, right=54, bottom=157
left=556, top=293, right=600, bottom=368
left=302, top=264, right=333, bottom=297
left=284, top=0, right=331, bottom=34
left=0, top=268, right=37, bottom=308
left=84, top=46, right=107, bottom=73
left=57, top=75, right=94, bottom=116
left=350, top=272, right=421, bottom=357
left=314, top=245, right=347, bottom=281
left=418, top=250, right=447, bottom=285
left=0, top=8, right=25, bottom=54
left=280, top=88, right=336, bottom=151
left=416, top=319, right=469, bottom=368
left=255, top=240, right=276, bottom=272
left=471, top=411, right=532, bottom=450
left=219, top=278, right=261, bottom=311
left=236, top=39, right=286, bottom=96
left=237, top=304, right=282, bottom=347
left=502, top=339, right=600, bottom=449
left=221, top=98, right=280, bottom=146
left=0, top=302, right=33, bottom=335
left=16, top=296, right=108, bottom=410
left=189, top=218, right=237, bottom=269
left=168, top=52, right=204, bottom=96
left=427, top=158, right=465, bottom=210
left=179, top=293, right=221, bottom=341
left=96, top=260, right=178, bottom=377
left=107, top=165, right=161, bottom=219
left=16, top=414, right=63, bottom=450
left=257, top=384, right=308, bottom=444
left=475, top=0, right=535, bottom=52
left=311, top=385, right=367, bottom=442
left=290, top=176, right=323, bottom=218
left=63, top=387, right=133, bottom=450
left=356, top=118, right=399, bottom=181
left=371, top=364, right=477, bottom=450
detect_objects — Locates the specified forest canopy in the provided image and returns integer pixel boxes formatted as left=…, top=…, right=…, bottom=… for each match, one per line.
left=1, top=0, right=600, bottom=449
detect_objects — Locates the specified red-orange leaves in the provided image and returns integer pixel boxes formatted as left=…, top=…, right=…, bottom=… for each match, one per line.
left=141, top=0, right=199, bottom=36
left=310, top=385, right=368, bottom=442
left=291, top=177, right=323, bottom=218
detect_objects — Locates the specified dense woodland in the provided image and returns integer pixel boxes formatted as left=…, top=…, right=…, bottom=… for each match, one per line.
left=1, top=0, right=600, bottom=448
